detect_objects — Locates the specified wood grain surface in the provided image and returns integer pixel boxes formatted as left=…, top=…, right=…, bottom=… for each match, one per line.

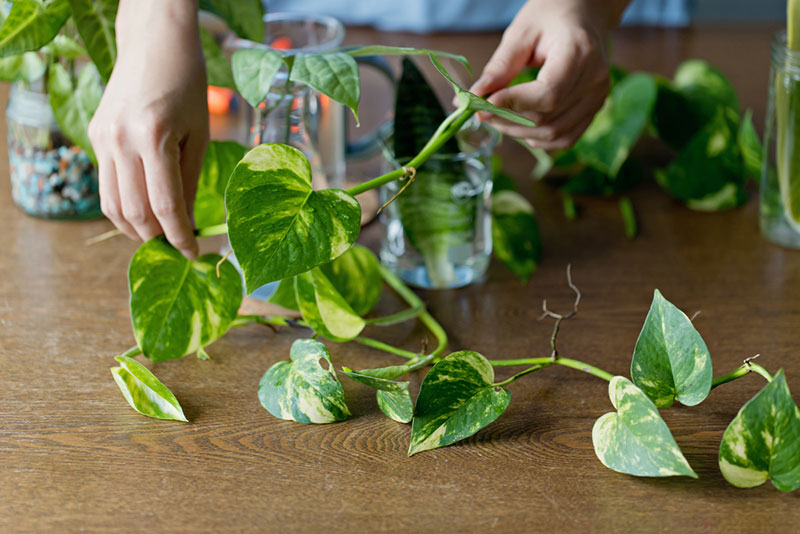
left=1, top=25, right=799, bottom=533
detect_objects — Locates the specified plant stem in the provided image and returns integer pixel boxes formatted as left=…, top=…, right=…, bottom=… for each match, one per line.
left=121, top=346, right=143, bottom=358
left=353, top=336, right=419, bottom=359
left=711, top=361, right=774, bottom=390
left=493, top=364, right=550, bottom=387
left=345, top=107, right=475, bottom=197
left=195, top=223, right=228, bottom=237
left=619, top=196, right=637, bottom=239
left=489, top=356, right=614, bottom=382
left=230, top=314, right=290, bottom=328
left=364, top=303, right=425, bottom=326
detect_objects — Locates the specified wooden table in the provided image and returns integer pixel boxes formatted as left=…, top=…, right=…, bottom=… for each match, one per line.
left=2, top=25, right=798, bottom=532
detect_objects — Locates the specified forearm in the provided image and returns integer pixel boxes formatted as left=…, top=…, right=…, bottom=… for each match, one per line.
left=116, top=0, right=200, bottom=56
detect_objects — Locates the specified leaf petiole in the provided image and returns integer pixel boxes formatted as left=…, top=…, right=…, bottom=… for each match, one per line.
left=711, top=360, right=774, bottom=389
left=489, top=356, right=615, bottom=383
left=364, top=302, right=425, bottom=326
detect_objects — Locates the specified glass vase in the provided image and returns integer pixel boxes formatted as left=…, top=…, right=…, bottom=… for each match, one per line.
left=380, top=120, right=499, bottom=289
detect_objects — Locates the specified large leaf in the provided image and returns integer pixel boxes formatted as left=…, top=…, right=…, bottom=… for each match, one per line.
left=68, top=0, right=117, bottom=82
left=719, top=370, right=800, bottom=491
left=258, top=338, right=350, bottom=424
left=290, top=52, right=360, bottom=122
left=408, top=351, right=510, bottom=455
left=231, top=48, right=284, bottom=108
left=491, top=190, right=541, bottom=282
left=0, top=51, right=44, bottom=82
left=343, top=45, right=470, bottom=72
left=341, top=367, right=413, bottom=423
left=48, top=63, right=103, bottom=160
left=225, top=143, right=361, bottom=293
left=673, top=59, right=739, bottom=125
left=631, top=289, right=713, bottom=408
left=294, top=269, right=365, bottom=342
left=319, top=244, right=382, bottom=316
left=198, top=0, right=264, bottom=42
left=592, top=376, right=697, bottom=478
left=573, top=73, right=657, bottom=177
left=194, top=140, right=247, bottom=227
left=650, top=78, right=705, bottom=150
left=110, top=355, right=188, bottom=422
left=0, top=0, right=69, bottom=56
left=129, top=237, right=243, bottom=362
left=200, top=27, right=234, bottom=89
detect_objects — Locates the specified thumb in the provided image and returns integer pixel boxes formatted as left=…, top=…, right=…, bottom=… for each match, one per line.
left=469, top=30, right=534, bottom=97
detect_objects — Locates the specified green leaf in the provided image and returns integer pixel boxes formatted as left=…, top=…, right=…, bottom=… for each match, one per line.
left=129, top=237, right=243, bottom=362
left=738, top=109, right=763, bottom=180
left=225, top=143, right=361, bottom=293
left=68, top=0, right=116, bottom=81
left=294, top=269, right=365, bottom=342
left=110, top=355, right=188, bottom=422
left=0, top=51, right=44, bottom=82
left=258, top=338, right=350, bottom=424
left=194, top=140, right=247, bottom=227
left=48, top=63, right=102, bottom=160
left=592, top=376, right=697, bottom=478
left=231, top=48, right=284, bottom=108
left=719, top=370, right=800, bottom=491
left=409, top=351, right=510, bottom=455
left=343, top=45, right=470, bottom=72
left=198, top=0, right=264, bottom=42
left=319, top=244, right=382, bottom=316
left=200, top=27, right=234, bottom=89
left=650, top=78, right=705, bottom=150
left=290, top=52, right=360, bottom=122
left=268, top=277, right=299, bottom=311
left=491, top=190, right=541, bottom=282
left=573, top=73, right=657, bottom=177
left=341, top=368, right=414, bottom=423
left=43, top=34, right=87, bottom=59
left=429, top=53, right=535, bottom=127
left=631, top=289, right=712, bottom=408
left=673, top=59, right=739, bottom=125
left=0, top=0, right=69, bottom=56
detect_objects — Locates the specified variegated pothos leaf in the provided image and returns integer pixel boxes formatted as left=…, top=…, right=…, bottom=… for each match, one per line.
left=110, top=355, right=188, bottom=422
left=258, top=339, right=350, bottom=424
left=319, top=245, right=382, bottom=317
left=592, top=376, right=697, bottom=478
left=341, top=368, right=413, bottom=423
left=294, top=269, right=365, bottom=342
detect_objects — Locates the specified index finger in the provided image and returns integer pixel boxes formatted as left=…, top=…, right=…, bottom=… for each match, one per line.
left=142, top=143, right=198, bottom=260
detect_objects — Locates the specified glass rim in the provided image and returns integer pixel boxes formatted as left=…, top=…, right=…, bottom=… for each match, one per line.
left=380, top=118, right=501, bottom=166
left=262, top=12, right=346, bottom=54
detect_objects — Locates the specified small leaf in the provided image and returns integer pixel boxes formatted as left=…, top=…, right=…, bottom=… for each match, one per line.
left=200, top=27, right=235, bottom=89
left=631, top=289, right=713, bottom=408
left=231, top=48, right=284, bottom=108
left=295, top=269, right=365, bottom=342
left=111, top=355, right=188, bottom=422
left=43, top=34, right=87, bottom=59
left=194, top=140, right=247, bottom=227
left=343, top=45, right=470, bottom=72
left=290, top=52, right=360, bottom=122
left=719, top=370, right=800, bottom=491
left=673, top=59, right=739, bottom=125
left=225, top=144, right=361, bottom=293
left=0, top=0, right=70, bottom=56
left=258, top=338, right=350, bottom=424
left=738, top=109, right=763, bottom=180
left=342, top=368, right=413, bottom=423
left=491, top=190, right=541, bottom=282
left=319, top=245, right=382, bottom=316
left=129, top=237, right=243, bottom=362
left=0, top=52, right=44, bottom=82
left=68, top=0, right=116, bottom=81
left=409, top=351, right=510, bottom=455
left=592, top=376, right=697, bottom=478
left=198, top=0, right=264, bottom=42
left=48, top=63, right=102, bottom=161
left=268, top=277, right=299, bottom=311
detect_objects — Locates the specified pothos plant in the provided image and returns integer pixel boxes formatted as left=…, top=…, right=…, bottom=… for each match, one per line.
left=102, top=41, right=800, bottom=492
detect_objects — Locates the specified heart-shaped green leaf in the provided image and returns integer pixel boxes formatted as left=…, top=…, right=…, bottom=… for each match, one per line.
left=409, top=351, right=510, bottom=455
left=225, top=143, right=361, bottom=293
left=342, top=367, right=413, bottom=423
left=194, top=140, right=247, bottom=227
left=68, top=0, right=117, bottom=82
left=111, top=355, right=188, bottom=422
left=631, top=289, right=713, bottom=408
left=343, top=45, right=470, bottom=72
left=0, top=0, right=70, bottom=56
left=592, top=376, right=697, bottom=478
left=258, top=338, right=350, bottom=424
left=232, top=48, right=284, bottom=108
left=673, top=59, right=739, bottom=126
left=295, top=269, right=365, bottom=342
left=129, top=237, right=243, bottom=362
left=198, top=0, right=264, bottom=41
left=491, top=190, right=541, bottom=282
left=49, top=63, right=103, bottom=161
left=290, top=52, right=361, bottom=122
left=201, top=27, right=234, bottom=89
left=268, top=277, right=299, bottom=311
left=719, top=370, right=800, bottom=491
left=573, top=73, right=657, bottom=177
left=319, top=245, right=382, bottom=316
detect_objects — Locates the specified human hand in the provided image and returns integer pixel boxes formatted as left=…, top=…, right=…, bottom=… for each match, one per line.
left=469, top=0, right=629, bottom=150
left=89, top=0, right=208, bottom=259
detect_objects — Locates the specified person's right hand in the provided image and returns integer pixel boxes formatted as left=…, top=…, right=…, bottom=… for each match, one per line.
left=89, top=0, right=208, bottom=260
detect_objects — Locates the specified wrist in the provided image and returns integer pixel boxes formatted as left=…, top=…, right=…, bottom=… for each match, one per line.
left=116, top=0, right=200, bottom=54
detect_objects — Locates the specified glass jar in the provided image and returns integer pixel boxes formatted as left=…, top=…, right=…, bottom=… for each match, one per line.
left=6, top=83, right=100, bottom=219
left=761, top=31, right=800, bottom=248
left=380, top=120, right=499, bottom=289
